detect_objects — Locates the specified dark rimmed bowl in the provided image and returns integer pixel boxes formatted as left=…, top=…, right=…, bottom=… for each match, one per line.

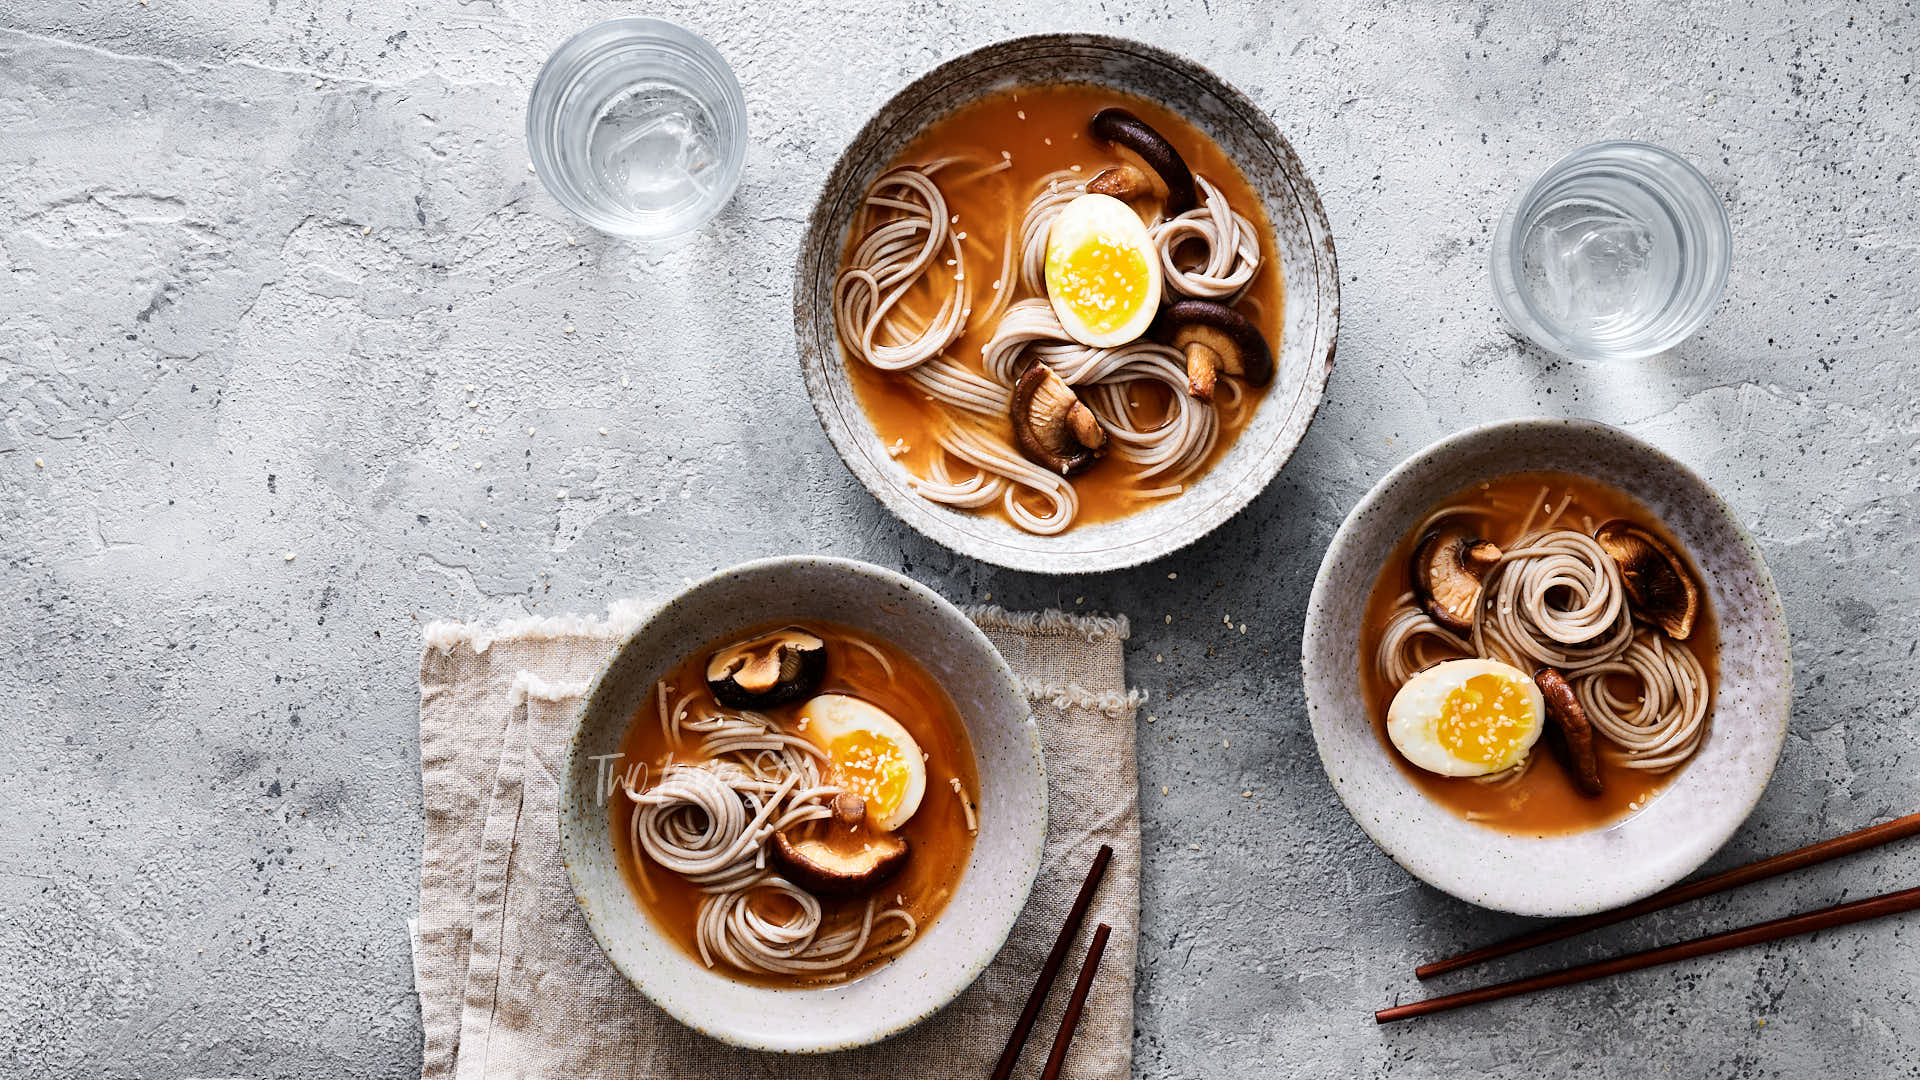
left=558, top=556, right=1046, bottom=1051
left=794, top=34, right=1338, bottom=574
left=1301, top=419, right=1792, bottom=916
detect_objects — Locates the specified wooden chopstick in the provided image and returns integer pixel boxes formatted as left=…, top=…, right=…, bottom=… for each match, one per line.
left=992, top=844, right=1113, bottom=1080
left=1416, top=810, right=1920, bottom=979
left=1377, top=884, right=1920, bottom=1023
left=1039, top=923, right=1111, bottom=1080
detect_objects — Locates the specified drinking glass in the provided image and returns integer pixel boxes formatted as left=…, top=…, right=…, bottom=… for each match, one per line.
left=1490, top=141, right=1731, bottom=361
left=526, top=18, right=748, bottom=241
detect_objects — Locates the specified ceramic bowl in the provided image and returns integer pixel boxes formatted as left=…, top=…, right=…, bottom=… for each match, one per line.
left=793, top=34, right=1339, bottom=574
left=1301, top=419, right=1792, bottom=917
left=558, top=556, right=1046, bottom=1051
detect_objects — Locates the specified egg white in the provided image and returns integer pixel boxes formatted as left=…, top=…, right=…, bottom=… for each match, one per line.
left=796, top=693, right=927, bottom=830
left=1043, top=193, right=1162, bottom=347
left=1386, top=658, right=1545, bottom=777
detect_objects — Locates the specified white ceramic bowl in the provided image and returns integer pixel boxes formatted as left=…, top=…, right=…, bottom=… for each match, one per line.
left=1301, top=419, right=1792, bottom=917
left=793, top=34, right=1339, bottom=574
left=558, top=556, right=1047, bottom=1051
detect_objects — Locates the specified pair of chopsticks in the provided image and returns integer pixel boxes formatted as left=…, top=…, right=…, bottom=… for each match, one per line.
left=993, top=844, right=1114, bottom=1080
left=1377, top=810, right=1920, bottom=1023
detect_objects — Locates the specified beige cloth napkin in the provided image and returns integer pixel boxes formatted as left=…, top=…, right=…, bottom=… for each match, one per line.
left=415, top=602, right=1141, bottom=1080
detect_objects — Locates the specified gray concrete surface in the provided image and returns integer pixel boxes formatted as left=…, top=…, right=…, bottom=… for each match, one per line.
left=3, top=1, right=1917, bottom=1077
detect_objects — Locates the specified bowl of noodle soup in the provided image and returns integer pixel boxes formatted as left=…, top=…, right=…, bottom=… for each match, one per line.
left=559, top=556, right=1046, bottom=1051
left=795, top=34, right=1338, bottom=573
left=1302, top=419, right=1792, bottom=917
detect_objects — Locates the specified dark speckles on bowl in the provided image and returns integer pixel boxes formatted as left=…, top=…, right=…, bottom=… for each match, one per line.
left=793, top=34, right=1339, bottom=575
left=1300, top=419, right=1792, bottom=917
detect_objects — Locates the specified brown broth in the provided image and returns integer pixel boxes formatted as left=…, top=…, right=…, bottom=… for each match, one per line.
left=1357, top=471, right=1719, bottom=836
left=608, top=620, right=980, bottom=988
left=840, top=83, right=1285, bottom=528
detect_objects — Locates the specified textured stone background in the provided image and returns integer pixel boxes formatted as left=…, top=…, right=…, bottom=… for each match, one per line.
left=3, top=1, right=1916, bottom=1077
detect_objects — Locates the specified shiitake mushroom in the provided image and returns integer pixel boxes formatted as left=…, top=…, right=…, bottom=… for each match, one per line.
left=1010, top=362, right=1107, bottom=475
left=1594, top=521, right=1700, bottom=639
left=1088, top=107, right=1198, bottom=215
left=1534, top=666, right=1604, bottom=798
left=1410, top=527, right=1503, bottom=635
left=769, top=826, right=909, bottom=897
left=1154, top=300, right=1275, bottom=400
left=704, top=626, right=828, bottom=708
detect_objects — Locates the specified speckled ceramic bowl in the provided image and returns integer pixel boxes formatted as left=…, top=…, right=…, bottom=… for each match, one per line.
left=1301, top=419, right=1792, bottom=917
left=794, top=34, right=1339, bottom=574
left=558, top=556, right=1046, bottom=1052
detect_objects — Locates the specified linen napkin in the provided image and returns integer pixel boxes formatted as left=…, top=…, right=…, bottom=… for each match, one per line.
left=415, top=602, right=1141, bottom=1080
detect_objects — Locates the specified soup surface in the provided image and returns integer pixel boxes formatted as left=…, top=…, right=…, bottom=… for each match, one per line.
left=609, top=620, right=980, bottom=988
left=839, top=82, right=1285, bottom=529
left=1358, top=471, right=1718, bottom=836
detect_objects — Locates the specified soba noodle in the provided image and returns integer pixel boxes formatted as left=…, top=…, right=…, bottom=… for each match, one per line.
left=1473, top=529, right=1635, bottom=674
left=624, top=689, right=919, bottom=976
left=832, top=117, right=1269, bottom=535
left=1575, top=630, right=1711, bottom=771
left=1151, top=175, right=1260, bottom=300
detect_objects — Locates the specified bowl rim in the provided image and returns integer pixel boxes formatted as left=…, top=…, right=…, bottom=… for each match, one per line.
left=792, top=32, right=1340, bottom=574
left=1300, top=417, right=1793, bottom=916
left=556, top=554, right=1048, bottom=1051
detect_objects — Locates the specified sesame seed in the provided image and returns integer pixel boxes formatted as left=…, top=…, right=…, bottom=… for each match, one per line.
left=283, top=552, right=296, bottom=561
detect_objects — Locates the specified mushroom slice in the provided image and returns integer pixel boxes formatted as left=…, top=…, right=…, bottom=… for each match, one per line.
left=1534, top=667, right=1604, bottom=797
left=1086, top=163, right=1153, bottom=201
left=1088, top=107, right=1198, bottom=215
left=704, top=626, right=828, bottom=708
left=770, top=827, right=909, bottom=897
left=1009, top=362, right=1107, bottom=475
left=1154, top=300, right=1274, bottom=400
left=1594, top=521, right=1699, bottom=639
left=1410, top=527, right=1503, bottom=635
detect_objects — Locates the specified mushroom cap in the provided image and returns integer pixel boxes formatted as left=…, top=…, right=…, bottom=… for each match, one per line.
left=1594, top=521, right=1700, bottom=639
left=1089, top=107, right=1197, bottom=215
left=1009, top=362, right=1107, bottom=476
left=769, top=827, right=909, bottom=897
left=1410, top=527, right=1503, bottom=635
left=704, top=626, right=828, bottom=708
left=1155, top=300, right=1275, bottom=388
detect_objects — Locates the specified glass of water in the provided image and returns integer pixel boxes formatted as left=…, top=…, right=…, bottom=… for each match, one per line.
left=1490, top=141, right=1731, bottom=361
left=526, top=18, right=747, bottom=242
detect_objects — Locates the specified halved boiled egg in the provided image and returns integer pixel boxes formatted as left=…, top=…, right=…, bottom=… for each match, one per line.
left=1043, top=193, right=1162, bottom=347
left=1386, top=659, right=1544, bottom=777
left=796, top=694, right=926, bottom=831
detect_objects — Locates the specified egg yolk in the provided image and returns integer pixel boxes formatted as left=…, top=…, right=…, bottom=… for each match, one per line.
left=829, top=729, right=910, bottom=817
left=1045, top=233, right=1151, bottom=335
left=1436, top=673, right=1536, bottom=766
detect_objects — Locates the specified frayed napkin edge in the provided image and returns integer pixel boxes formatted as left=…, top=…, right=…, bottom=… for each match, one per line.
left=1013, top=678, right=1146, bottom=719
left=422, top=599, right=656, bottom=656
left=423, top=601, right=1128, bottom=656
left=962, top=605, right=1130, bottom=643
